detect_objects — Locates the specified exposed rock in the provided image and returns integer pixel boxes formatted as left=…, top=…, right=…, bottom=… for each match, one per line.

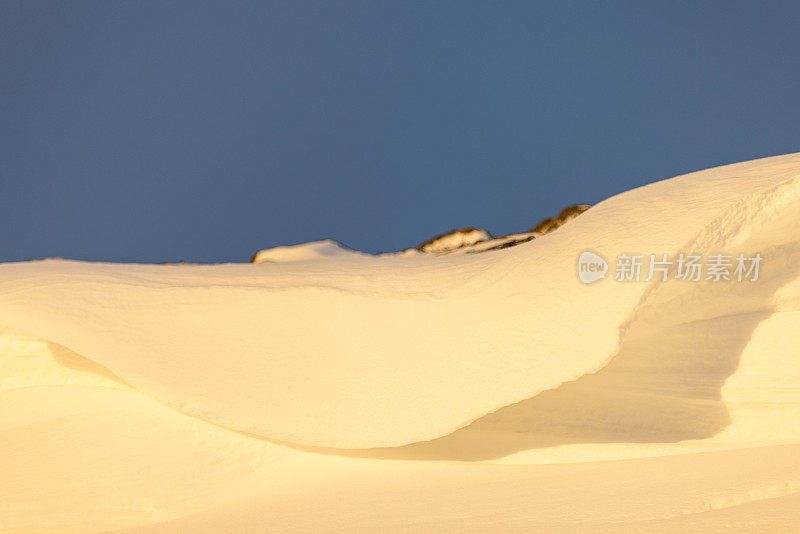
left=250, top=204, right=589, bottom=261
left=531, top=204, right=590, bottom=234
left=530, top=217, right=558, bottom=234
left=416, top=227, right=492, bottom=253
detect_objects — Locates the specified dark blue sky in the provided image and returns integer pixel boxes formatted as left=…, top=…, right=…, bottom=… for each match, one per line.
left=2, top=1, right=799, bottom=263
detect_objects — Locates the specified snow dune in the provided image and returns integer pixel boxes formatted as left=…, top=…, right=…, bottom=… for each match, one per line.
left=2, top=153, right=800, bottom=532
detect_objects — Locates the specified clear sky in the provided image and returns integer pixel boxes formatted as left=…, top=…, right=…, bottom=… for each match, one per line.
left=2, top=1, right=800, bottom=263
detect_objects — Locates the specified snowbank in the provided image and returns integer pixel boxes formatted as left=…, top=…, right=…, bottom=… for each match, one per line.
left=1, top=155, right=800, bottom=449
left=2, top=154, right=800, bottom=532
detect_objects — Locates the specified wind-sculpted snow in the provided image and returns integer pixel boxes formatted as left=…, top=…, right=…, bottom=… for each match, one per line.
left=353, top=171, right=800, bottom=461
left=1, top=154, right=800, bottom=451
left=4, top=154, right=800, bottom=533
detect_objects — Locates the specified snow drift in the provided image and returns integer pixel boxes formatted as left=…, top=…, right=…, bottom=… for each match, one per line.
left=3, top=154, right=800, bottom=532
left=1, top=155, right=800, bottom=450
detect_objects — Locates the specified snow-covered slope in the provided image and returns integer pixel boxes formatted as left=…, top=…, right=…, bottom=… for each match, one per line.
left=2, top=153, right=800, bottom=532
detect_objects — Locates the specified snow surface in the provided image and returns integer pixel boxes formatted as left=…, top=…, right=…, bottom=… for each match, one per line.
left=2, top=153, right=800, bottom=532
left=251, top=239, right=361, bottom=263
